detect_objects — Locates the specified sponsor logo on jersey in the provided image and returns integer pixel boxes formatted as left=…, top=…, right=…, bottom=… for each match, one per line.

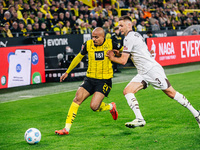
left=123, top=46, right=128, bottom=50
left=95, top=51, right=104, bottom=60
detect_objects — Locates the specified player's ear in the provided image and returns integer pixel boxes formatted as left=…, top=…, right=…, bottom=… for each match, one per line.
left=128, top=21, right=132, bottom=27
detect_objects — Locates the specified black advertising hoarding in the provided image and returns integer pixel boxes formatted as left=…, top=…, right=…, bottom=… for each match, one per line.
left=43, top=34, right=91, bottom=69
left=43, top=34, right=83, bottom=56
left=45, top=68, right=87, bottom=82
left=140, top=30, right=184, bottom=39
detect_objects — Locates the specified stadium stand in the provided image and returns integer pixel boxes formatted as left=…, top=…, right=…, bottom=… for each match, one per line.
left=0, top=0, right=200, bottom=37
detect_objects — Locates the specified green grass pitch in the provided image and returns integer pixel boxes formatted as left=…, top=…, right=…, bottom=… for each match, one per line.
left=0, top=70, right=200, bottom=150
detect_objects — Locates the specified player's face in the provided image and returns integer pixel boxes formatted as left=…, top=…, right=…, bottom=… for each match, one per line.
left=119, top=20, right=131, bottom=36
left=92, top=32, right=104, bottom=46
left=119, top=20, right=127, bottom=35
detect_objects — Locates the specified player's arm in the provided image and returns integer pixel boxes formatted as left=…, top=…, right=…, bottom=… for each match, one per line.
left=60, top=53, right=84, bottom=82
left=60, top=43, right=87, bottom=82
left=112, top=39, right=123, bottom=57
left=106, top=51, right=130, bottom=65
left=107, top=37, right=131, bottom=65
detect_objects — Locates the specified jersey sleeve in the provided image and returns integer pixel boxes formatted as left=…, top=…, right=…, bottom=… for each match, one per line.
left=112, top=39, right=123, bottom=51
left=66, top=53, right=84, bottom=74
left=80, top=42, right=88, bottom=55
left=123, top=35, right=135, bottom=53
left=111, top=33, right=115, bottom=41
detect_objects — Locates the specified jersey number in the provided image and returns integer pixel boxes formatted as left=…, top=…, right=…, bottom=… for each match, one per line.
left=103, top=83, right=111, bottom=94
left=95, top=51, right=104, bottom=60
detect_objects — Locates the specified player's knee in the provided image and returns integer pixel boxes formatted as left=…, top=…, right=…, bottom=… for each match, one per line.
left=90, top=103, right=99, bottom=111
left=123, top=88, right=134, bottom=95
left=123, top=85, right=140, bottom=95
left=73, top=95, right=83, bottom=105
left=123, top=88, right=128, bottom=95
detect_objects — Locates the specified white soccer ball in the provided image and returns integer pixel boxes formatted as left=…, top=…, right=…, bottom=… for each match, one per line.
left=24, top=128, right=41, bottom=144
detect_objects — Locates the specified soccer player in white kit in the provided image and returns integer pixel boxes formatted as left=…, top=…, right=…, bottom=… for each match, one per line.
left=106, top=15, right=200, bottom=128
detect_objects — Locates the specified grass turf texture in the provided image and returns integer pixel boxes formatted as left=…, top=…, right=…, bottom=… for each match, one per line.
left=0, top=70, right=200, bottom=150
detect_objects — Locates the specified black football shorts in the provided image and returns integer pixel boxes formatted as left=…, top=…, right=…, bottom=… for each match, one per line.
left=80, top=77, right=112, bottom=97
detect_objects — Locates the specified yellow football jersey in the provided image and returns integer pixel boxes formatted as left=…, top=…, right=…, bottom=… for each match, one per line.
left=81, top=39, right=122, bottom=79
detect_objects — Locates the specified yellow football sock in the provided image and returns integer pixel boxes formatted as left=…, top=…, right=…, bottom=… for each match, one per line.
left=65, top=102, right=79, bottom=131
left=95, top=102, right=111, bottom=112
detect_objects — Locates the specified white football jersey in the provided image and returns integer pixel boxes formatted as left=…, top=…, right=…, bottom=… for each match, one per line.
left=123, top=31, right=160, bottom=74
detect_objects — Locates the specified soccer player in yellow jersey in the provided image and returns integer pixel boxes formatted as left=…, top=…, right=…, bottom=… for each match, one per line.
left=55, top=27, right=123, bottom=135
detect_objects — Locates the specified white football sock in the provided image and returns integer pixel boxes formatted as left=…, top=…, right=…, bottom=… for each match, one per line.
left=65, top=124, right=71, bottom=132
left=125, top=93, right=144, bottom=120
left=174, top=92, right=199, bottom=117
left=109, top=103, right=113, bottom=110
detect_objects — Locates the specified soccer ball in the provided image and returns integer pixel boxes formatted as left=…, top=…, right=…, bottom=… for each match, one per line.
left=24, top=128, right=41, bottom=144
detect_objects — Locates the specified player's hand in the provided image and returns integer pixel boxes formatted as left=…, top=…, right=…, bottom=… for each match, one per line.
left=60, top=72, right=68, bottom=82
left=106, top=50, right=115, bottom=60
left=113, top=49, right=121, bottom=57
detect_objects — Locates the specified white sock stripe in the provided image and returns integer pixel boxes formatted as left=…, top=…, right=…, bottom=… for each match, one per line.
left=125, top=93, right=144, bottom=120
left=125, top=94, right=138, bottom=108
left=174, top=91, right=198, bottom=117
left=174, top=92, right=189, bottom=107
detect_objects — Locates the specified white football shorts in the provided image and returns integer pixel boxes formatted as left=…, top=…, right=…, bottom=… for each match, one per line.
left=130, top=65, right=171, bottom=90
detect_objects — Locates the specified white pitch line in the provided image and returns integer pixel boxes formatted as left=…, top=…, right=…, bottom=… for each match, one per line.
left=20, top=96, right=35, bottom=98
left=0, top=89, right=78, bottom=103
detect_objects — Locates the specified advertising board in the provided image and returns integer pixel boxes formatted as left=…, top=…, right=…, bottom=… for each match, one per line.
left=0, top=45, right=46, bottom=89
left=147, top=35, right=200, bottom=66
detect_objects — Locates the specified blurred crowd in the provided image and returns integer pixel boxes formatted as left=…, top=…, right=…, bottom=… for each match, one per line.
left=0, top=0, right=200, bottom=38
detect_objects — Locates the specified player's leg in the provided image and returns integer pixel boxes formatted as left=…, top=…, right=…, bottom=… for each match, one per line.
left=90, top=91, right=108, bottom=111
left=90, top=79, right=118, bottom=120
left=123, top=75, right=147, bottom=128
left=147, top=65, right=200, bottom=127
left=55, top=87, right=90, bottom=135
left=163, top=86, right=200, bottom=127
left=66, top=87, right=90, bottom=129
left=90, top=91, right=118, bottom=120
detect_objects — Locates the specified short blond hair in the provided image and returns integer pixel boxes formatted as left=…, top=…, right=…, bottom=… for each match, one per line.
left=119, top=15, right=132, bottom=22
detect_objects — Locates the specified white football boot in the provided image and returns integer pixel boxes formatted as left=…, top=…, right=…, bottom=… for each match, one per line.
left=125, top=118, right=146, bottom=128
left=195, top=110, right=200, bottom=128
